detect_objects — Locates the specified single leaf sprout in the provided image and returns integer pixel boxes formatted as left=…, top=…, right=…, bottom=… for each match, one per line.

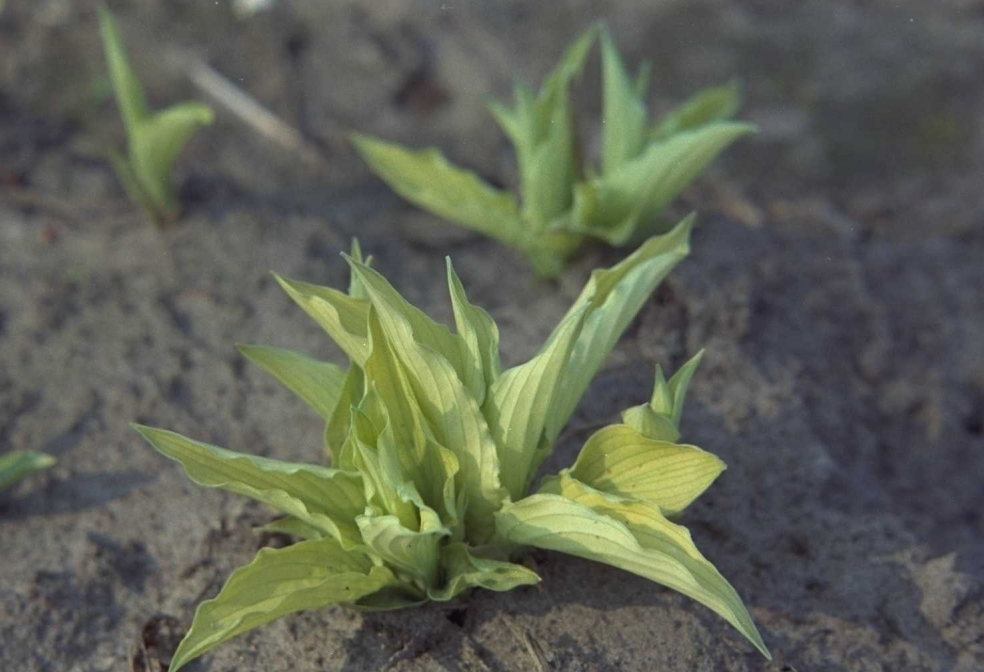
left=354, top=24, right=753, bottom=277
left=0, top=451, right=55, bottom=493
left=135, top=222, right=770, bottom=669
left=98, top=5, right=214, bottom=225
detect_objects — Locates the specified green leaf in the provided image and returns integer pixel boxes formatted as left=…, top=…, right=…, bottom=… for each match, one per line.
left=651, top=80, right=742, bottom=141
left=347, top=239, right=373, bottom=300
left=571, top=123, right=753, bottom=245
left=237, top=344, right=347, bottom=421
left=98, top=5, right=148, bottom=131
left=547, top=217, right=694, bottom=441
left=168, top=538, right=396, bottom=671
left=600, top=27, right=648, bottom=175
left=428, top=542, right=541, bottom=601
left=352, top=134, right=525, bottom=249
left=621, top=350, right=705, bottom=442
left=346, top=257, right=469, bottom=379
left=356, top=512, right=450, bottom=589
left=357, top=288, right=503, bottom=542
left=483, top=305, right=589, bottom=500
left=0, top=451, right=55, bottom=493
left=325, top=364, right=364, bottom=465
left=568, top=424, right=725, bottom=516
left=446, top=258, right=502, bottom=403
left=98, top=4, right=212, bottom=223
left=665, top=349, right=704, bottom=428
left=497, top=483, right=770, bottom=659
left=133, top=425, right=366, bottom=547
left=274, top=274, right=371, bottom=365
left=130, top=103, right=214, bottom=213
left=488, top=24, right=596, bottom=231
left=258, top=516, right=327, bottom=541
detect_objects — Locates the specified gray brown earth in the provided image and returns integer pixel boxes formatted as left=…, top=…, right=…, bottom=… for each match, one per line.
left=2, top=1, right=983, bottom=670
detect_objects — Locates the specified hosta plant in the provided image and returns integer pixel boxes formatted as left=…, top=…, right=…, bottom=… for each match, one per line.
left=353, top=24, right=753, bottom=278
left=135, top=218, right=770, bottom=669
left=98, top=5, right=213, bottom=225
left=0, top=451, right=55, bottom=493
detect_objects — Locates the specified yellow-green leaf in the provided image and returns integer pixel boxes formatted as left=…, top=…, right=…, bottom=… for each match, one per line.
left=651, top=80, right=742, bottom=141
left=352, top=134, right=525, bottom=249
left=484, top=305, right=588, bottom=500
left=274, top=274, right=371, bottom=365
left=133, top=425, right=365, bottom=547
left=428, top=542, right=541, bottom=601
left=168, top=538, right=395, bottom=671
left=569, top=424, right=725, bottom=516
left=446, top=258, right=502, bottom=403
left=497, top=484, right=770, bottom=659
left=600, top=27, right=648, bottom=174
left=547, top=217, right=693, bottom=442
left=571, top=123, right=753, bottom=245
left=237, top=344, right=346, bottom=421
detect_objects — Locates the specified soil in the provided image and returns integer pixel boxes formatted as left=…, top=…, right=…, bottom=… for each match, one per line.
left=2, top=1, right=983, bottom=671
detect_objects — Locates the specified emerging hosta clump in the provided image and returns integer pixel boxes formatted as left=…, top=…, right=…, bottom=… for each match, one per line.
left=354, top=24, right=753, bottom=277
left=98, top=5, right=213, bottom=224
left=135, top=218, right=769, bottom=669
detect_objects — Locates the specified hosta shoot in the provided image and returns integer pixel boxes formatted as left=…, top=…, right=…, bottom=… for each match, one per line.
left=98, top=5, right=213, bottom=225
left=353, top=24, right=753, bottom=277
left=135, top=220, right=770, bottom=669
left=0, top=451, right=55, bottom=493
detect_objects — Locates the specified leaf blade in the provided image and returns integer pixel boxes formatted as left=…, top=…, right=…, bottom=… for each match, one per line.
left=352, top=134, right=525, bottom=249
left=237, top=344, right=347, bottom=421
left=497, top=488, right=769, bottom=659
left=133, top=425, right=365, bottom=547
left=168, top=538, right=394, bottom=671
left=569, top=424, right=726, bottom=516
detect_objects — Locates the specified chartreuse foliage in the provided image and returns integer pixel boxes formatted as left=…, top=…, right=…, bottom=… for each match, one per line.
left=0, top=451, right=55, bottom=493
left=134, top=219, right=770, bottom=669
left=98, top=5, right=213, bottom=224
left=353, top=24, right=752, bottom=277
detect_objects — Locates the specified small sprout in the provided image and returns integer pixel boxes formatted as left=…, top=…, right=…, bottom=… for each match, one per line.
left=0, top=451, right=55, bottom=493
left=353, top=24, right=753, bottom=277
left=98, top=5, right=214, bottom=225
left=135, top=216, right=770, bottom=669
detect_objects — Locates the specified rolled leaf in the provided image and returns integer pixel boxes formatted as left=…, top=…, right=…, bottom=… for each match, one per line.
left=168, top=538, right=395, bottom=671
left=356, top=512, right=450, bottom=589
left=446, top=258, right=502, bottom=402
left=428, top=542, right=541, bottom=601
left=358, top=292, right=504, bottom=542
left=237, top=344, right=346, bottom=421
left=131, top=104, right=214, bottom=211
left=600, top=27, right=647, bottom=174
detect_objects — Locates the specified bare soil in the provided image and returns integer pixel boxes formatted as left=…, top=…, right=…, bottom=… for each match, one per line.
left=1, top=1, right=983, bottom=671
